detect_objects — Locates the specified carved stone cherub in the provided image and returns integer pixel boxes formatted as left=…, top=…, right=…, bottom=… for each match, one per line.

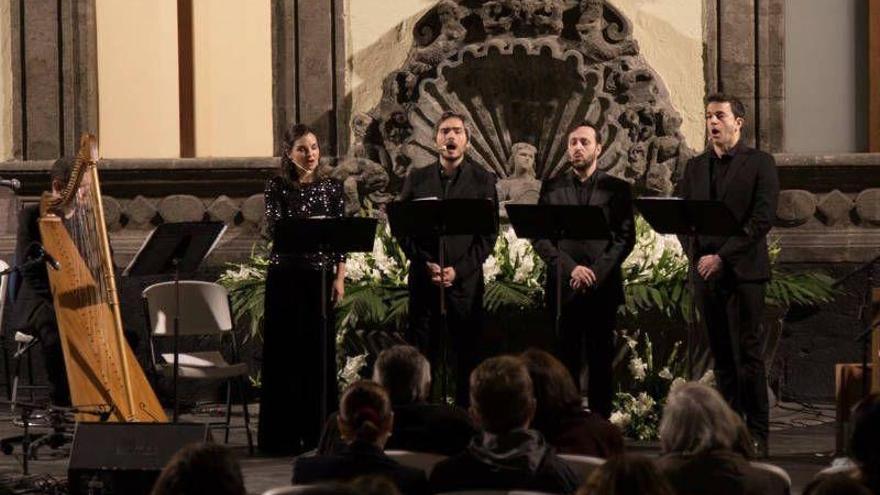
left=497, top=142, right=541, bottom=216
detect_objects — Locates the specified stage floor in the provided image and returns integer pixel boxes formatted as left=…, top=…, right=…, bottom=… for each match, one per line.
left=0, top=401, right=840, bottom=495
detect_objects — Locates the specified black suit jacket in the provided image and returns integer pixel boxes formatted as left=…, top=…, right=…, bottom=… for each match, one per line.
left=10, top=204, right=55, bottom=333
left=292, top=442, right=429, bottom=494
left=317, top=402, right=476, bottom=456
left=398, top=159, right=499, bottom=308
left=675, top=145, right=779, bottom=282
left=532, top=171, right=635, bottom=305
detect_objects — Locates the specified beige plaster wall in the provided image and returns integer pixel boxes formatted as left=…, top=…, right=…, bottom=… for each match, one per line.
left=192, top=0, right=272, bottom=157
left=608, top=0, right=704, bottom=147
left=96, top=0, right=180, bottom=158
left=0, top=1, right=13, bottom=160
left=346, top=0, right=705, bottom=147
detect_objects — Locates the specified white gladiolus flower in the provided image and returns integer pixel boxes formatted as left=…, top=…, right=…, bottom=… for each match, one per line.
left=659, top=367, right=673, bottom=380
left=629, top=357, right=647, bottom=381
left=610, top=410, right=632, bottom=429
left=483, top=255, right=500, bottom=283
left=636, top=392, right=655, bottom=413
left=699, top=369, right=715, bottom=386
left=670, top=377, right=687, bottom=392
left=338, top=354, right=368, bottom=388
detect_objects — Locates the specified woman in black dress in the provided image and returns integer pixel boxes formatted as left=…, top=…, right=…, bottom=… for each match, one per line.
left=258, top=124, right=346, bottom=455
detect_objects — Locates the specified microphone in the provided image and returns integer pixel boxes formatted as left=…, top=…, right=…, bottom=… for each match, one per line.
left=31, top=243, right=61, bottom=271
left=0, top=178, right=21, bottom=190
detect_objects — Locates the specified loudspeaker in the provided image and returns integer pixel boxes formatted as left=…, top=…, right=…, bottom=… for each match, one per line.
left=68, top=422, right=211, bottom=495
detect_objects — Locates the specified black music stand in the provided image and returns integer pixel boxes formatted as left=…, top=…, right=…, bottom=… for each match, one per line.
left=634, top=197, right=743, bottom=378
left=272, top=217, right=377, bottom=429
left=505, top=204, right=610, bottom=339
left=124, top=221, right=227, bottom=422
left=387, top=198, right=497, bottom=401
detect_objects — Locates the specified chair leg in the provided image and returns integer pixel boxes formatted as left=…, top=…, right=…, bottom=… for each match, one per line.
left=224, top=380, right=233, bottom=444
left=237, top=376, right=254, bottom=455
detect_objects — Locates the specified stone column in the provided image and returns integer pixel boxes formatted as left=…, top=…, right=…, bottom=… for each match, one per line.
left=10, top=0, right=98, bottom=160
left=271, top=0, right=347, bottom=156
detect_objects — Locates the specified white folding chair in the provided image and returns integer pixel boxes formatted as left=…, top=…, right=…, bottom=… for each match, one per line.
left=142, top=280, right=253, bottom=453
left=385, top=449, right=448, bottom=477
left=558, top=453, right=605, bottom=480
left=750, top=460, right=792, bottom=493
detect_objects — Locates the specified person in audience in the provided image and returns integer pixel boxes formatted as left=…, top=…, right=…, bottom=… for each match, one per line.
left=577, top=454, right=675, bottom=495
left=150, top=443, right=246, bottom=495
left=429, top=356, right=582, bottom=494
left=318, top=345, right=475, bottom=455
left=656, top=383, right=788, bottom=495
left=292, top=380, right=429, bottom=494
left=848, top=393, right=880, bottom=493
left=521, top=348, right=624, bottom=458
left=804, top=475, right=873, bottom=495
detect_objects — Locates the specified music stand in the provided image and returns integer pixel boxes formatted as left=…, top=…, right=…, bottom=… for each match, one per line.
left=505, top=204, right=610, bottom=339
left=272, top=217, right=377, bottom=429
left=124, top=221, right=227, bottom=422
left=634, top=197, right=743, bottom=378
left=387, top=199, right=497, bottom=401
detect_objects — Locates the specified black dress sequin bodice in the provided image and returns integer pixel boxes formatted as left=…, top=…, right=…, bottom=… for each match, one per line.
left=264, top=176, right=346, bottom=269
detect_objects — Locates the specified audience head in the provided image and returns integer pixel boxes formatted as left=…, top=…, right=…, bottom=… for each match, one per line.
left=578, top=454, right=675, bottom=495
left=150, top=443, right=245, bottom=495
left=659, top=382, right=740, bottom=455
left=349, top=475, right=403, bottom=495
left=804, top=475, right=873, bottom=495
left=373, top=345, right=431, bottom=405
left=469, top=355, right=536, bottom=434
left=338, top=380, right=394, bottom=446
left=521, top=348, right=582, bottom=431
left=851, top=393, right=880, bottom=490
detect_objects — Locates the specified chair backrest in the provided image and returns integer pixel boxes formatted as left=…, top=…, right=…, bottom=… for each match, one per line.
left=263, top=485, right=354, bottom=495
left=558, top=453, right=605, bottom=480
left=262, top=486, right=317, bottom=495
left=435, top=492, right=557, bottom=495
left=142, top=280, right=233, bottom=336
left=385, top=449, right=448, bottom=476
left=750, top=461, right=792, bottom=490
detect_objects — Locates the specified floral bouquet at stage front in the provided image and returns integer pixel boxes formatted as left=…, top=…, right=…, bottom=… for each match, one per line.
left=610, top=329, right=714, bottom=441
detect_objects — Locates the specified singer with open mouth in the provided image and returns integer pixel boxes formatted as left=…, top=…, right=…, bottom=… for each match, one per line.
left=397, top=110, right=499, bottom=406
left=675, top=94, right=779, bottom=457
left=258, top=123, right=347, bottom=455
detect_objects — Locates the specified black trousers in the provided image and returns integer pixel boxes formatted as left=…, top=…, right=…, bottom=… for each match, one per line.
left=33, top=324, right=70, bottom=407
left=693, top=277, right=769, bottom=442
left=407, top=276, right=486, bottom=407
left=556, top=292, right=616, bottom=419
left=258, top=265, right=337, bottom=456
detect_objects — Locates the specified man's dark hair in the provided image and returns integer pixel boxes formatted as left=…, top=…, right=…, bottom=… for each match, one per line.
left=150, top=443, right=245, bottom=495
left=566, top=121, right=603, bottom=144
left=434, top=110, right=471, bottom=141
left=50, top=157, right=77, bottom=188
left=469, top=356, right=534, bottom=434
left=706, top=93, right=746, bottom=120
left=373, top=345, right=430, bottom=405
left=582, top=454, right=675, bottom=495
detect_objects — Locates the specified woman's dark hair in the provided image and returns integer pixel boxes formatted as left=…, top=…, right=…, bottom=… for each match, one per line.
left=851, top=393, right=880, bottom=492
left=150, top=443, right=245, bottom=495
left=579, top=454, right=675, bottom=495
left=339, top=380, right=392, bottom=444
left=280, top=123, right=320, bottom=184
left=50, top=157, right=77, bottom=188
left=520, top=348, right=582, bottom=433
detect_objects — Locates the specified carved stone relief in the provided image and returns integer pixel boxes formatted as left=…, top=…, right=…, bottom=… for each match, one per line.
left=350, top=0, right=694, bottom=210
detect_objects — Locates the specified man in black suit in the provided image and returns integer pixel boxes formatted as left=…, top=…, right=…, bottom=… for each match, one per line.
left=10, top=158, right=75, bottom=406
left=398, top=110, right=499, bottom=406
left=532, top=123, right=635, bottom=419
left=675, top=93, right=779, bottom=454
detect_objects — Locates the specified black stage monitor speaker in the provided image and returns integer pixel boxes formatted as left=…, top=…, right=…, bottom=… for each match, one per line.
left=68, top=422, right=211, bottom=495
